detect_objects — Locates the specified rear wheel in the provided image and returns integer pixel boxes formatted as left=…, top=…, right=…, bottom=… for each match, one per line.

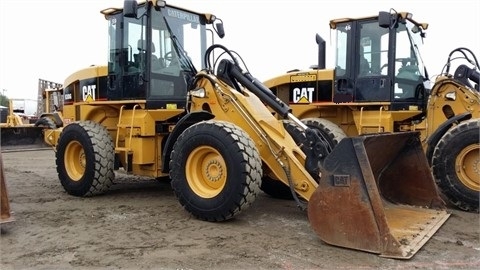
left=169, top=121, right=262, bottom=221
left=56, top=121, right=115, bottom=197
left=432, top=119, right=479, bottom=212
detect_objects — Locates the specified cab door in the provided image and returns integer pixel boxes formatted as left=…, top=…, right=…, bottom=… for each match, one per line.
left=334, top=19, right=392, bottom=102
left=354, top=20, right=392, bottom=101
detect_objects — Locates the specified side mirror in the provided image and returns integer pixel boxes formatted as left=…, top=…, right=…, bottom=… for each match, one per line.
left=216, top=23, right=225, bottom=39
left=378, top=11, right=391, bottom=28
left=124, top=0, right=138, bottom=18
left=215, top=19, right=225, bottom=39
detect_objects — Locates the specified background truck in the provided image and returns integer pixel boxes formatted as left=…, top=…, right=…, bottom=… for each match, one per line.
left=39, top=1, right=449, bottom=259
left=264, top=10, right=480, bottom=212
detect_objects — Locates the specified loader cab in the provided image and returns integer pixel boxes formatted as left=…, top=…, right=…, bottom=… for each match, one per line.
left=332, top=11, right=430, bottom=111
left=103, top=0, right=224, bottom=109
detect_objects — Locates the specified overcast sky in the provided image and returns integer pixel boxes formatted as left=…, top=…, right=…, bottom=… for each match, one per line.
left=1, top=0, right=479, bottom=111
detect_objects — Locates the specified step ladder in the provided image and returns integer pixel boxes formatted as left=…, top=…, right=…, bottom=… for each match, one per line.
left=358, top=106, right=384, bottom=134
left=115, top=105, right=139, bottom=172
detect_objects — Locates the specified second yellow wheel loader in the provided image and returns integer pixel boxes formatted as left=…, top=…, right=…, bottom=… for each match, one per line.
left=42, top=0, right=449, bottom=259
left=264, top=10, right=480, bottom=213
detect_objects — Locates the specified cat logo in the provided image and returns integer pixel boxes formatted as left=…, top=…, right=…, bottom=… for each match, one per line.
left=82, top=85, right=96, bottom=102
left=293, top=87, right=314, bottom=103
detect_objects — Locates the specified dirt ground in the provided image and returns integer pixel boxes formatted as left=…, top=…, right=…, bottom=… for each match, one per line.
left=0, top=149, right=479, bottom=270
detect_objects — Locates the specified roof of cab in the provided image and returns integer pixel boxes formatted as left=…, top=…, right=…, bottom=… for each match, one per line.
left=100, top=0, right=217, bottom=23
left=329, top=11, right=428, bottom=30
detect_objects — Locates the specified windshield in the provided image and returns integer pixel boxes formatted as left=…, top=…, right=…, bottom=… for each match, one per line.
left=407, top=20, right=428, bottom=79
left=392, top=19, right=430, bottom=99
left=395, top=20, right=427, bottom=80
left=161, top=7, right=208, bottom=71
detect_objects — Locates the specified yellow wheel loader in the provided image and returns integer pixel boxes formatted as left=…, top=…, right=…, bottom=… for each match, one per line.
left=42, top=1, right=449, bottom=259
left=0, top=99, right=46, bottom=151
left=264, top=10, right=480, bottom=212
left=0, top=80, right=62, bottom=151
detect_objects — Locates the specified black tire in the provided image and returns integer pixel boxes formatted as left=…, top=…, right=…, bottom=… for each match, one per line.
left=169, top=120, right=262, bottom=221
left=56, top=121, right=115, bottom=197
left=34, top=117, right=56, bottom=129
left=301, top=117, right=347, bottom=146
left=432, top=119, right=479, bottom=212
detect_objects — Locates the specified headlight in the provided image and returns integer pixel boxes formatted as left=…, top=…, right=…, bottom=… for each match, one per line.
left=190, top=88, right=206, bottom=98
left=445, top=92, right=456, bottom=101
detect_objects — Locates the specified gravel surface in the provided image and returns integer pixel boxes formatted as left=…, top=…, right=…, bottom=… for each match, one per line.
left=1, top=149, right=479, bottom=269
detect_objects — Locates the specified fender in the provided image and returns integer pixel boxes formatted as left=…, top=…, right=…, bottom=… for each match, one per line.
left=161, top=111, right=215, bottom=173
left=425, top=112, right=472, bottom=163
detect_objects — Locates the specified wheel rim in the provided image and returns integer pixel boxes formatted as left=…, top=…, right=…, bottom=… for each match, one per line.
left=64, top=141, right=86, bottom=181
left=455, top=144, right=480, bottom=191
left=186, top=146, right=227, bottom=198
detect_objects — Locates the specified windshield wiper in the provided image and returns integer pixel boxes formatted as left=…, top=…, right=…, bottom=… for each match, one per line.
left=171, top=35, right=197, bottom=74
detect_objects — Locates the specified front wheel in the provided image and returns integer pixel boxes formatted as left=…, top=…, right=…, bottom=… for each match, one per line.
left=34, top=117, right=56, bottom=129
left=56, top=121, right=115, bottom=197
left=432, top=119, right=479, bottom=212
left=169, top=121, right=262, bottom=221
left=301, top=117, right=347, bottom=147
